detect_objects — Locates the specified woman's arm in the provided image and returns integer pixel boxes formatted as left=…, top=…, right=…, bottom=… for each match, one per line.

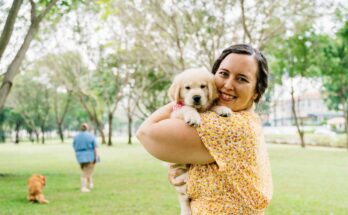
left=136, top=103, right=214, bottom=164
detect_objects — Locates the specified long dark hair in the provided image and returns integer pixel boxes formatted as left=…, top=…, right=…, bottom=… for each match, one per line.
left=212, top=44, right=269, bottom=103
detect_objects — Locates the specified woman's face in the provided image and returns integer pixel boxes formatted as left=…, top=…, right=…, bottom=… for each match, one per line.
left=214, top=53, right=258, bottom=112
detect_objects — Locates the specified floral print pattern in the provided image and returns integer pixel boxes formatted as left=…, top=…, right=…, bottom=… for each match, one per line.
left=187, top=111, right=273, bottom=215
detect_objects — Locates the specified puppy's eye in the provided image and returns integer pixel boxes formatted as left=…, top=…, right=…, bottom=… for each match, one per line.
left=185, top=86, right=191, bottom=90
left=200, top=85, right=206, bottom=89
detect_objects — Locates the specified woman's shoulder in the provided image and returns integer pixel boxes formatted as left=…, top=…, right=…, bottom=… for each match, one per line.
left=200, top=110, right=258, bottom=124
left=199, top=110, right=261, bottom=137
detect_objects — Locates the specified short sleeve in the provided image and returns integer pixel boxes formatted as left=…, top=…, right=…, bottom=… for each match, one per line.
left=196, top=111, right=250, bottom=171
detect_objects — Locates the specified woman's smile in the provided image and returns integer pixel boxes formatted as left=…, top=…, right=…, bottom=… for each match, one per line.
left=219, top=92, right=236, bottom=101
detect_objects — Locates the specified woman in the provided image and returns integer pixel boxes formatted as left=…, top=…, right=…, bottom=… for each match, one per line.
left=137, top=44, right=273, bottom=214
left=73, top=123, right=99, bottom=193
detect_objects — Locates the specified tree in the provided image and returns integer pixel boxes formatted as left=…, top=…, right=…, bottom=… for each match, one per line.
left=6, top=108, right=26, bottom=143
left=41, top=52, right=107, bottom=144
left=122, top=67, right=166, bottom=144
left=319, top=21, right=348, bottom=148
left=0, top=0, right=84, bottom=109
left=270, top=31, right=323, bottom=148
left=9, top=73, right=51, bottom=143
left=33, top=55, right=73, bottom=143
left=133, top=68, right=171, bottom=120
left=0, top=0, right=23, bottom=61
left=93, top=52, right=128, bottom=146
left=107, top=0, right=328, bottom=72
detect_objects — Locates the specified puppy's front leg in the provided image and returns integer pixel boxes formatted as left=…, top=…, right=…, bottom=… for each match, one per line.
left=211, top=105, right=232, bottom=117
left=181, top=106, right=201, bottom=126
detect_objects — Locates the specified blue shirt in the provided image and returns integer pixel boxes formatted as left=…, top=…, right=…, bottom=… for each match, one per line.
left=73, top=131, right=97, bottom=164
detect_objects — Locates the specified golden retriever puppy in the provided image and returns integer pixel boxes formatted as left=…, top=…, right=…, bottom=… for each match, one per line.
left=167, top=68, right=232, bottom=215
left=168, top=67, right=232, bottom=126
left=27, top=174, right=49, bottom=204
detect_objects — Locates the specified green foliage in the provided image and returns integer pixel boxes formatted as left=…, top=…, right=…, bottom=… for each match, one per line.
left=318, top=21, right=348, bottom=112
left=269, top=31, right=325, bottom=82
left=42, top=0, right=86, bottom=16
left=134, top=68, right=171, bottom=118
left=64, top=104, right=90, bottom=130
left=93, top=53, right=125, bottom=106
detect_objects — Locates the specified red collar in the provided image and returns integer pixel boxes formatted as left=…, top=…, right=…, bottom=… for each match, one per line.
left=173, top=101, right=184, bottom=111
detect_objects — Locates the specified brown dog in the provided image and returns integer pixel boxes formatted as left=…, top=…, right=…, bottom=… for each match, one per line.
left=27, top=174, right=49, bottom=204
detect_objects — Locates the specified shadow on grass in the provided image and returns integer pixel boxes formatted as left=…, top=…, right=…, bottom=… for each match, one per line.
left=0, top=173, right=16, bottom=177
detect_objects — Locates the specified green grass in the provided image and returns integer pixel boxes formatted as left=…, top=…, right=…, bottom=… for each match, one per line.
left=0, top=139, right=348, bottom=214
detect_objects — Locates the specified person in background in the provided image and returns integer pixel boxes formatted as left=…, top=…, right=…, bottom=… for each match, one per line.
left=73, top=123, right=99, bottom=193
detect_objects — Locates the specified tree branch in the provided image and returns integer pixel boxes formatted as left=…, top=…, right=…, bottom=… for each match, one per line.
left=0, top=0, right=23, bottom=61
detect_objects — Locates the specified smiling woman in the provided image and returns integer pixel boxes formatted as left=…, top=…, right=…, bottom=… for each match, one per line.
left=214, top=53, right=259, bottom=112
left=136, top=44, right=273, bottom=214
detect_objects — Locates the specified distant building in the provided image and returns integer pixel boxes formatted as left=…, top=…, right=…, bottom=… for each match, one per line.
left=270, top=91, right=342, bottom=126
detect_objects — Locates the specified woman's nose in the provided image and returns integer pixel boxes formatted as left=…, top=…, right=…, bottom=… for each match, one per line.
left=223, top=78, right=235, bottom=90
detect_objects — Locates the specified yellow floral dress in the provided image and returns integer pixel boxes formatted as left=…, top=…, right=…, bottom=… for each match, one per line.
left=187, top=111, right=273, bottom=215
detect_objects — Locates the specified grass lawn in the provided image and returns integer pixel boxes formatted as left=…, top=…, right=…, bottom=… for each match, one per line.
left=0, top=139, right=348, bottom=215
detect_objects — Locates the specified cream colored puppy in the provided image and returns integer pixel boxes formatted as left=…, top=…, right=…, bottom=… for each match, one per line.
left=168, top=67, right=232, bottom=126
left=167, top=68, right=232, bottom=215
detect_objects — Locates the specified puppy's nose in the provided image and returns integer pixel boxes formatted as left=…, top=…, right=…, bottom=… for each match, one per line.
left=193, top=95, right=201, bottom=104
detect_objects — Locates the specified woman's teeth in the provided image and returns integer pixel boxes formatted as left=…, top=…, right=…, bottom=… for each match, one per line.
left=221, top=93, right=236, bottom=101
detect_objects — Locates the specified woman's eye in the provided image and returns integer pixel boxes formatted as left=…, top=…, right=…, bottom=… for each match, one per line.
left=237, top=77, right=247, bottom=82
left=185, top=86, right=191, bottom=90
left=200, top=85, right=206, bottom=89
left=218, top=71, right=229, bottom=77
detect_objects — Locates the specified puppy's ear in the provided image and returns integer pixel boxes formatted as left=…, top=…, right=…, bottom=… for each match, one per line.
left=208, top=79, right=218, bottom=102
left=168, top=81, right=181, bottom=102
left=41, top=175, right=46, bottom=186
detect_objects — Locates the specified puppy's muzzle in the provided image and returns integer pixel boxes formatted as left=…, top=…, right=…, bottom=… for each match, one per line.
left=192, top=95, right=201, bottom=105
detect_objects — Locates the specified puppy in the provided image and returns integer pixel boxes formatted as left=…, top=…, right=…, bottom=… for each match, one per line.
left=27, top=174, right=49, bottom=204
left=167, top=68, right=232, bottom=215
left=168, top=67, right=232, bottom=126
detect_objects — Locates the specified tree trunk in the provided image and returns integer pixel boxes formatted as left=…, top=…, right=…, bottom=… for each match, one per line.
left=95, top=121, right=106, bottom=144
left=128, top=114, right=132, bottom=145
left=239, top=0, right=253, bottom=44
left=15, top=121, right=20, bottom=144
left=0, top=127, right=5, bottom=143
left=0, top=19, right=41, bottom=109
left=127, top=96, right=133, bottom=145
left=0, top=0, right=23, bottom=61
left=57, top=122, right=64, bottom=143
left=54, top=92, right=71, bottom=144
left=108, top=113, right=113, bottom=146
left=40, top=125, right=45, bottom=144
left=0, top=0, right=58, bottom=109
left=28, top=130, right=34, bottom=142
left=77, top=95, right=106, bottom=144
left=290, top=81, right=305, bottom=148
left=35, top=130, right=39, bottom=143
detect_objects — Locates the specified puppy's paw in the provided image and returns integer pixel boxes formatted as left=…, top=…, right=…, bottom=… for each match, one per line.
left=184, top=112, right=201, bottom=127
left=212, top=106, right=233, bottom=117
